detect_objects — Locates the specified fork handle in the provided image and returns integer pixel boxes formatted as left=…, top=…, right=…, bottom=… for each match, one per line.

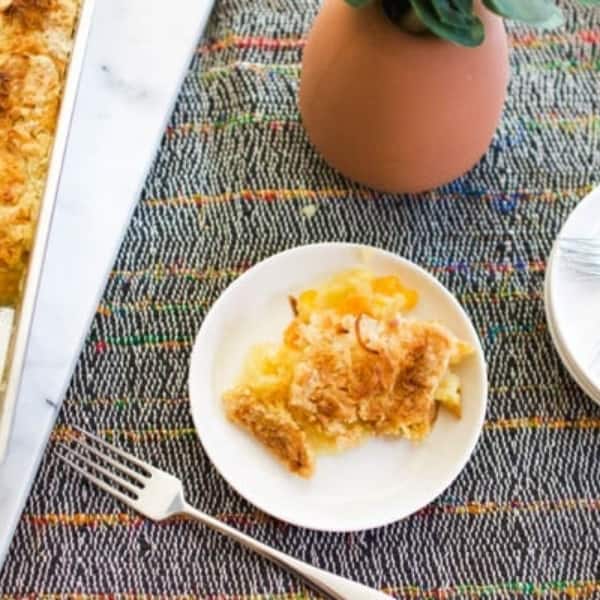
left=182, top=503, right=392, bottom=599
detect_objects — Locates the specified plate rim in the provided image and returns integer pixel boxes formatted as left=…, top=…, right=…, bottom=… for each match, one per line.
left=545, top=243, right=600, bottom=405
left=188, top=242, right=488, bottom=531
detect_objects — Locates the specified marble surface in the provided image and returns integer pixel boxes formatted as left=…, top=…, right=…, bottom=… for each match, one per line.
left=0, top=0, right=214, bottom=567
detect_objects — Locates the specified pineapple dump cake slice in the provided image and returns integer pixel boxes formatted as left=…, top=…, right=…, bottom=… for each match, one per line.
left=223, top=269, right=473, bottom=477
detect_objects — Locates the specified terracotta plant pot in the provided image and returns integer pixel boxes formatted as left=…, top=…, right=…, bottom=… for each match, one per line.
left=299, top=0, right=510, bottom=193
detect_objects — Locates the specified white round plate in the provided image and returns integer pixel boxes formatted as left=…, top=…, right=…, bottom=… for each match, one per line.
left=188, top=243, right=488, bottom=531
left=545, top=186, right=600, bottom=404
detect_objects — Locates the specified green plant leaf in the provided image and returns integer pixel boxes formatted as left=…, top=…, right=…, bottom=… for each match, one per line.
left=431, top=0, right=478, bottom=29
left=452, top=0, right=473, bottom=11
left=383, top=0, right=423, bottom=30
left=409, top=0, right=484, bottom=46
left=482, top=0, right=564, bottom=29
left=344, top=0, right=371, bottom=7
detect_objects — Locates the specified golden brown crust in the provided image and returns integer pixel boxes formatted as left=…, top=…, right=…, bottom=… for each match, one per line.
left=221, top=271, right=472, bottom=477
left=224, top=314, right=465, bottom=476
left=2, top=0, right=56, bottom=30
left=290, top=315, right=453, bottom=442
left=0, top=0, right=80, bottom=304
left=224, top=387, right=315, bottom=477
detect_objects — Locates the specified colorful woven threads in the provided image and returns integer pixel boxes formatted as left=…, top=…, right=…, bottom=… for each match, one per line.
left=199, top=34, right=306, bottom=54
left=107, top=260, right=546, bottom=282
left=142, top=184, right=594, bottom=207
left=200, top=61, right=301, bottom=83
left=50, top=418, right=600, bottom=444
left=166, top=113, right=301, bottom=138
left=23, top=497, right=600, bottom=529
left=165, top=113, right=598, bottom=139
left=390, top=580, right=600, bottom=599
left=97, top=299, right=209, bottom=316
left=485, top=417, right=600, bottom=431
left=511, top=29, right=600, bottom=47
left=62, top=381, right=574, bottom=406
left=109, top=264, right=247, bottom=281
left=95, top=290, right=544, bottom=318
left=196, top=30, right=600, bottom=55
left=2, top=580, right=600, bottom=598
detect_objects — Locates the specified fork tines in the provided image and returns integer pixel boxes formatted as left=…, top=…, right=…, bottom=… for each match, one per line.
left=56, top=426, right=149, bottom=503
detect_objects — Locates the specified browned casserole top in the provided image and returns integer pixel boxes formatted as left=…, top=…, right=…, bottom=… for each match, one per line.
left=0, top=0, right=80, bottom=303
left=222, top=269, right=473, bottom=477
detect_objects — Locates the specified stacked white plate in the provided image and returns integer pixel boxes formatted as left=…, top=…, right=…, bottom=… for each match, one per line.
left=545, top=185, right=600, bottom=405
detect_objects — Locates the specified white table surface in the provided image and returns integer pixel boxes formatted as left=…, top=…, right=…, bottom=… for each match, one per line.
left=0, top=0, right=214, bottom=568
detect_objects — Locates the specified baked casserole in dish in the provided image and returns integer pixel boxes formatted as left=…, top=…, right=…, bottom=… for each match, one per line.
left=0, top=0, right=81, bottom=304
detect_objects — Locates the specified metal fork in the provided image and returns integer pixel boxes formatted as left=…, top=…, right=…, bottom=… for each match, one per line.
left=559, top=237, right=600, bottom=277
left=57, top=428, right=392, bottom=600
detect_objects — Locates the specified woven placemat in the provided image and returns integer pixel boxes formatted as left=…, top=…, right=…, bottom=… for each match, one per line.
left=2, top=0, right=600, bottom=597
